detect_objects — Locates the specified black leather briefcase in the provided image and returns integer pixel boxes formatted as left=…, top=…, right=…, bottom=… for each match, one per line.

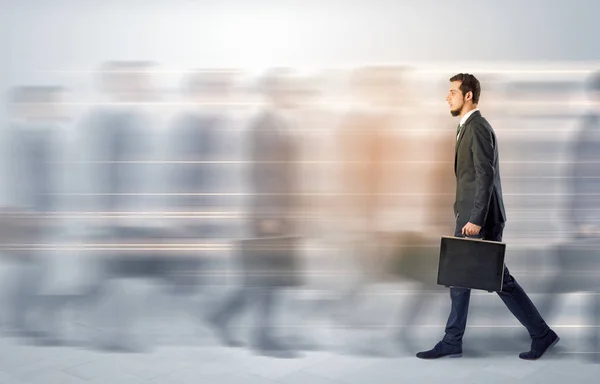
left=437, top=236, right=506, bottom=292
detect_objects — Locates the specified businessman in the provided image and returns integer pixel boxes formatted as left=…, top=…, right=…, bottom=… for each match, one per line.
left=416, top=73, right=559, bottom=360
left=207, top=68, right=300, bottom=358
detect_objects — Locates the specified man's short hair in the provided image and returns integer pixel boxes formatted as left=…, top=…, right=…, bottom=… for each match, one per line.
left=450, top=73, right=481, bottom=104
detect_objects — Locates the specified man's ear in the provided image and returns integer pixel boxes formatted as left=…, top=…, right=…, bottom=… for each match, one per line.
left=465, top=91, right=473, bottom=102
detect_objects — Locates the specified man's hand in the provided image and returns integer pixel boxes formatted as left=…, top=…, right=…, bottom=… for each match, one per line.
left=462, top=222, right=481, bottom=237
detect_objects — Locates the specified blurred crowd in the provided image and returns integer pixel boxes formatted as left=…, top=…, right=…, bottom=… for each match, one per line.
left=0, top=62, right=600, bottom=361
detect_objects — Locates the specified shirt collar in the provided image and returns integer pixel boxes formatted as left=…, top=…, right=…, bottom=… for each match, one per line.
left=459, top=108, right=479, bottom=127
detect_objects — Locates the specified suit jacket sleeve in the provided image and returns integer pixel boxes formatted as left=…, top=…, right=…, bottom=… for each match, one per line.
left=249, top=116, right=281, bottom=217
left=469, top=122, right=496, bottom=226
left=569, top=115, right=600, bottom=227
left=569, top=128, right=587, bottom=227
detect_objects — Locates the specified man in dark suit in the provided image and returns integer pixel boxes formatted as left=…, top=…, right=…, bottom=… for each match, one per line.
left=416, top=73, right=559, bottom=360
left=76, top=61, right=159, bottom=352
left=2, top=86, right=66, bottom=340
left=207, top=68, right=300, bottom=358
left=538, top=71, right=600, bottom=362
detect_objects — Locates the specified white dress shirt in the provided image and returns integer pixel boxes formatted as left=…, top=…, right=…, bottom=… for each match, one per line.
left=457, top=108, right=479, bottom=140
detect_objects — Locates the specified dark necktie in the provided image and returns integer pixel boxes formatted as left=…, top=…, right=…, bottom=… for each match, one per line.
left=456, top=123, right=462, bottom=140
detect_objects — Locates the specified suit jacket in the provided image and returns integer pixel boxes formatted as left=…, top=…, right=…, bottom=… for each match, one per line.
left=454, top=110, right=506, bottom=227
left=337, top=111, right=395, bottom=221
left=248, top=110, right=297, bottom=234
left=2, top=123, right=66, bottom=250
left=168, top=112, right=220, bottom=211
left=569, top=113, right=600, bottom=228
left=6, top=122, right=63, bottom=213
left=83, top=109, right=151, bottom=213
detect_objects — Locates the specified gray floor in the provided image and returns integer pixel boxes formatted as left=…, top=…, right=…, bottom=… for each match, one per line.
left=0, top=338, right=596, bottom=384
left=0, top=281, right=598, bottom=384
left=0, top=325, right=597, bottom=384
left=1, top=237, right=599, bottom=383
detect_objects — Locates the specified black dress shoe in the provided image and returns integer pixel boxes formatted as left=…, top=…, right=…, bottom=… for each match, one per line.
left=254, top=336, right=300, bottom=359
left=519, top=329, right=559, bottom=360
left=96, top=339, right=145, bottom=353
left=416, top=341, right=463, bottom=359
left=206, top=314, right=243, bottom=347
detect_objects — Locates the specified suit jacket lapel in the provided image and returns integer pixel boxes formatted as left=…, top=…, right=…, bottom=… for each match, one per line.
left=454, top=110, right=481, bottom=175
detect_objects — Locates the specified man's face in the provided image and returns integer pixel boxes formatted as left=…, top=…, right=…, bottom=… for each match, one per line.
left=447, top=80, right=465, bottom=117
